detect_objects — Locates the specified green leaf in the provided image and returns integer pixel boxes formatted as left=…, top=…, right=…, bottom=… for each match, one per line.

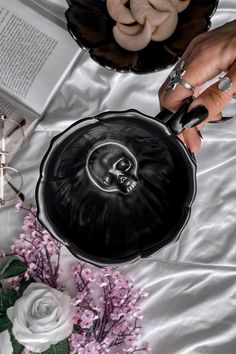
left=0, top=289, right=18, bottom=315
left=42, top=339, right=70, bottom=354
left=0, top=257, right=27, bottom=280
left=0, top=315, right=12, bottom=332
left=9, top=330, right=24, bottom=354
left=19, top=279, right=35, bottom=297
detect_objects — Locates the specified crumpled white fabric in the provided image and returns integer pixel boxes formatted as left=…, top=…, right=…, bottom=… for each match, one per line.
left=1, top=0, right=236, bottom=353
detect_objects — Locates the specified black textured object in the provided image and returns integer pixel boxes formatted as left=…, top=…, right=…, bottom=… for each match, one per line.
left=65, top=0, right=218, bottom=73
left=36, top=106, right=197, bottom=266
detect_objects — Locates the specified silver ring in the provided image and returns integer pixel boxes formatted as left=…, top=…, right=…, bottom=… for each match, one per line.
left=218, top=76, right=233, bottom=92
left=165, top=61, right=195, bottom=93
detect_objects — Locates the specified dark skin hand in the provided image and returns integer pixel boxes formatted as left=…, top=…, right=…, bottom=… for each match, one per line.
left=159, top=20, right=236, bottom=152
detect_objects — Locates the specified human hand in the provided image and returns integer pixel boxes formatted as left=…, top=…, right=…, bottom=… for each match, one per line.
left=159, top=20, right=236, bottom=152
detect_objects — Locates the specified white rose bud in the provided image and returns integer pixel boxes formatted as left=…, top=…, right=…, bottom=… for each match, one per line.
left=7, top=283, right=74, bottom=353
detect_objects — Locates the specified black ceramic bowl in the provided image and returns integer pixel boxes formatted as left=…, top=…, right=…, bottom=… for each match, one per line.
left=65, top=0, right=218, bottom=73
left=36, top=107, right=197, bottom=267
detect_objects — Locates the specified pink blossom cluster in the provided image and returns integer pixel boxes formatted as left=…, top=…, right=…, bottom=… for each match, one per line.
left=11, top=202, right=61, bottom=288
left=22, top=349, right=32, bottom=354
left=1, top=203, right=151, bottom=353
left=70, top=264, right=150, bottom=353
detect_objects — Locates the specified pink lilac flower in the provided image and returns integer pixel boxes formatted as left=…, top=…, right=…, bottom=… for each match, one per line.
left=15, top=201, right=23, bottom=212
left=81, top=267, right=95, bottom=282
left=6, top=276, right=22, bottom=292
left=10, top=204, right=61, bottom=288
left=0, top=249, right=6, bottom=258
left=1, top=203, right=150, bottom=354
left=22, top=349, right=33, bottom=354
left=71, top=265, right=150, bottom=353
left=79, top=309, right=98, bottom=329
left=111, top=307, right=124, bottom=320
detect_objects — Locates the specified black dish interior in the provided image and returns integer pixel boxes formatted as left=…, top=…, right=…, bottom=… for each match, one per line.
left=36, top=111, right=196, bottom=266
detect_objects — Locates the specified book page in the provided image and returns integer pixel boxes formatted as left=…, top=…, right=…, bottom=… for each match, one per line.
left=0, top=0, right=81, bottom=116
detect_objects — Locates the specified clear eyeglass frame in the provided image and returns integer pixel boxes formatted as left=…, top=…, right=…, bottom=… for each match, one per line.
left=0, top=114, right=25, bottom=205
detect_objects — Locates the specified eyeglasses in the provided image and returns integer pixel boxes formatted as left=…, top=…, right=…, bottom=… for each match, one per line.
left=0, top=114, right=25, bottom=205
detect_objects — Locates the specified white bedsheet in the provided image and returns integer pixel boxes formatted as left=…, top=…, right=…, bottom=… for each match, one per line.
left=1, top=0, right=236, bottom=353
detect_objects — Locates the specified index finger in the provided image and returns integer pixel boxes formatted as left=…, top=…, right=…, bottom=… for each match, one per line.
left=158, top=36, right=222, bottom=112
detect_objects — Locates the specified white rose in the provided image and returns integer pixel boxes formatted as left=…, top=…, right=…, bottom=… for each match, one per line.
left=7, top=283, right=74, bottom=353
left=0, top=330, right=13, bottom=354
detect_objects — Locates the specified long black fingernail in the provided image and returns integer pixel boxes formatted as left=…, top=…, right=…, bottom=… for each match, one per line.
left=187, top=148, right=196, bottom=160
left=183, top=105, right=208, bottom=128
left=195, top=127, right=203, bottom=139
left=209, top=116, right=234, bottom=123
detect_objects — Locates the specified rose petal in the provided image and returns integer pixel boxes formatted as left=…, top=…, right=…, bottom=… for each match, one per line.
left=7, top=283, right=74, bottom=353
left=0, top=331, right=13, bottom=354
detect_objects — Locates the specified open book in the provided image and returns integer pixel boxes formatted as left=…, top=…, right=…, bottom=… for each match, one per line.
left=0, top=0, right=81, bottom=162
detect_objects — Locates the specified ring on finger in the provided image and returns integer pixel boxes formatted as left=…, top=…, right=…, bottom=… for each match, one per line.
left=218, top=76, right=233, bottom=92
left=165, top=61, right=195, bottom=93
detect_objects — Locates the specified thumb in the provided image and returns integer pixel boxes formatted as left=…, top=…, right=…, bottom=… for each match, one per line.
left=188, top=64, right=236, bottom=126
